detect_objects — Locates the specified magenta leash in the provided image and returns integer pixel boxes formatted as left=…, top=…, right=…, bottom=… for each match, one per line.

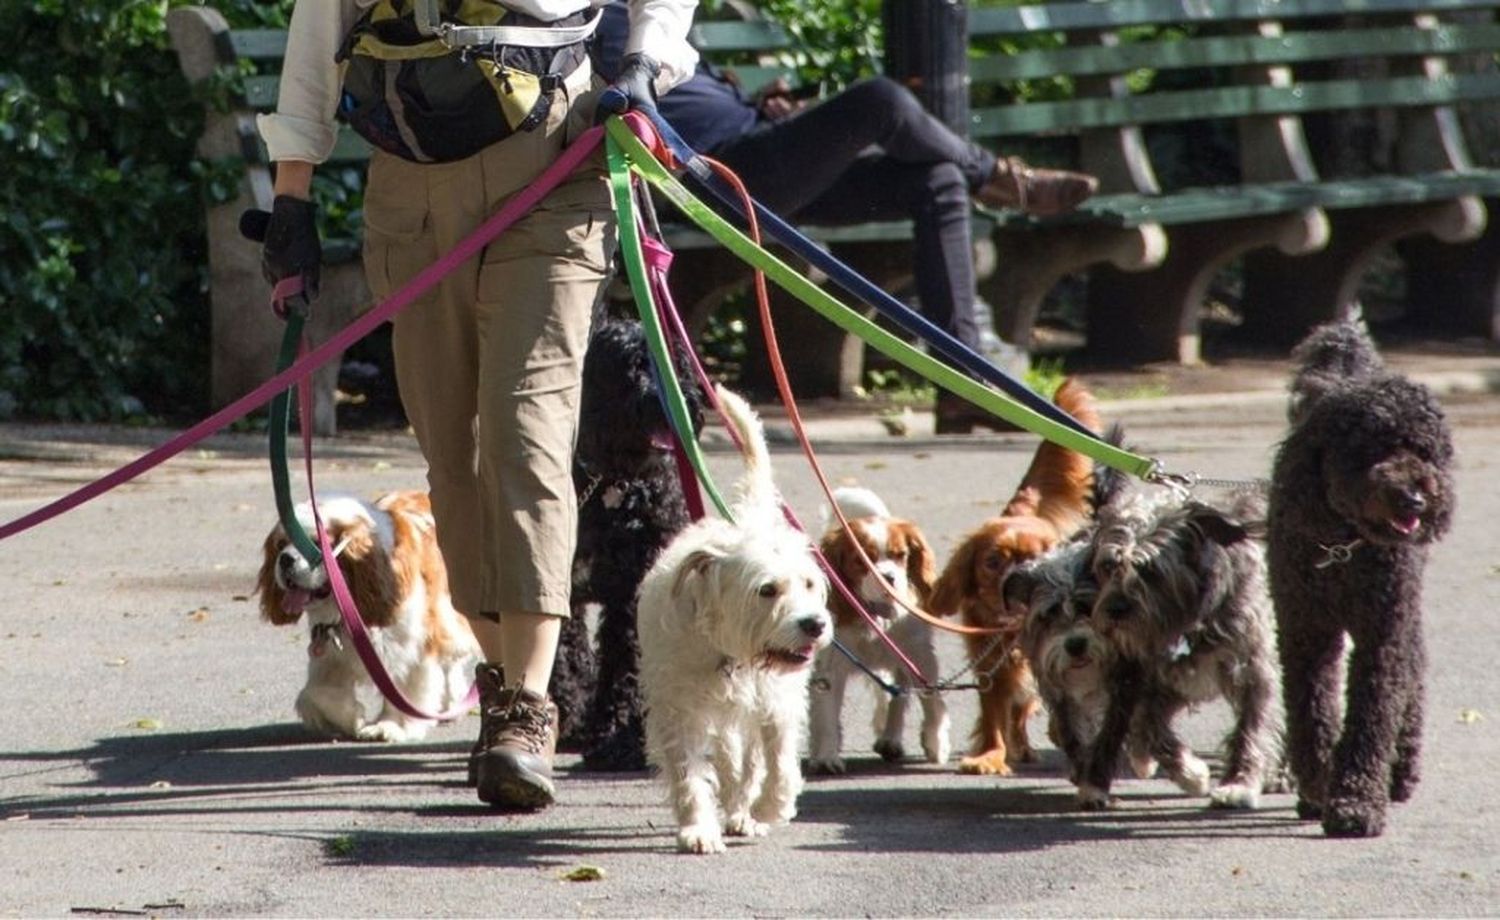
left=0, top=126, right=607, bottom=545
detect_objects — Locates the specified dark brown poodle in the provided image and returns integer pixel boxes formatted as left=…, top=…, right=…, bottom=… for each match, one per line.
left=1268, top=318, right=1454, bottom=837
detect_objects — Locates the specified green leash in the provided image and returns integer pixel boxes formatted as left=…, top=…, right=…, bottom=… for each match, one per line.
left=606, top=131, right=733, bottom=519
left=603, top=117, right=1160, bottom=481
left=269, top=315, right=322, bottom=563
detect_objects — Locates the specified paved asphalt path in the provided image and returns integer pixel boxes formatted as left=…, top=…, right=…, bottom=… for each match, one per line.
left=2, top=388, right=1499, bottom=917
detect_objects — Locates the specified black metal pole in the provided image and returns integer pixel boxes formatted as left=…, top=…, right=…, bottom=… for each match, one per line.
left=881, top=0, right=970, bottom=136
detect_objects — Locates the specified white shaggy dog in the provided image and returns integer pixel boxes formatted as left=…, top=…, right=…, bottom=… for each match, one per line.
left=637, top=386, right=832, bottom=855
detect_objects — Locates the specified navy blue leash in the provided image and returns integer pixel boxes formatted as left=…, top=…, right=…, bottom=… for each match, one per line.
left=637, top=107, right=1098, bottom=441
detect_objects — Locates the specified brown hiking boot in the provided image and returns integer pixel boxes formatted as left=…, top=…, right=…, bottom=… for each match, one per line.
left=466, top=663, right=504, bottom=787
left=975, top=156, right=1099, bottom=216
left=471, top=665, right=558, bottom=810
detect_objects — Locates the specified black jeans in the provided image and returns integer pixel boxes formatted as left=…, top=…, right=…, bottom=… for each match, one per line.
left=713, top=77, right=997, bottom=350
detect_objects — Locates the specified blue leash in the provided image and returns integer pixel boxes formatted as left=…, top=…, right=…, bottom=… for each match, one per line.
left=637, top=107, right=1099, bottom=441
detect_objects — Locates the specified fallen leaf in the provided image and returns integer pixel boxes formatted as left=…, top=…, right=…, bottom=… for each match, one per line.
left=373, top=461, right=391, bottom=471
left=149, top=780, right=171, bottom=789
left=106, top=658, right=128, bottom=668
left=1459, top=709, right=1484, bottom=724
left=559, top=866, right=606, bottom=882
left=864, top=461, right=888, bottom=471
left=131, top=718, right=163, bottom=732
left=231, top=594, right=250, bottom=602
left=187, top=608, right=210, bottom=623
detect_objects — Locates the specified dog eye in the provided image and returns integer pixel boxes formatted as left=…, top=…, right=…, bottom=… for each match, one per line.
left=758, top=582, right=780, bottom=599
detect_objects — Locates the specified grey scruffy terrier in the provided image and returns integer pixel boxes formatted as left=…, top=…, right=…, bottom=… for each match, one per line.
left=1072, top=483, right=1285, bottom=810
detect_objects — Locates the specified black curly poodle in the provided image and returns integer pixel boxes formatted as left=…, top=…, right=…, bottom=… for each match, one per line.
left=549, top=314, right=706, bottom=771
left=1268, top=318, right=1454, bottom=837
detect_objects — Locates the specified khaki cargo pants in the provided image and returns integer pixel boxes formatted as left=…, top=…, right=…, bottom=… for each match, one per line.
left=361, top=64, right=613, bottom=618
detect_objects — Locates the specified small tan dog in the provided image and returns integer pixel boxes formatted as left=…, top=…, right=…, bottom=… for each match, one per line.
left=930, top=379, right=1102, bottom=775
left=637, top=386, right=832, bottom=854
left=257, top=491, right=478, bottom=742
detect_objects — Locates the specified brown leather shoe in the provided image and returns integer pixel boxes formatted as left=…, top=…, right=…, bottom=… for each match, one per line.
left=472, top=665, right=558, bottom=810
left=934, top=391, right=1020, bottom=435
left=976, top=156, right=1099, bottom=216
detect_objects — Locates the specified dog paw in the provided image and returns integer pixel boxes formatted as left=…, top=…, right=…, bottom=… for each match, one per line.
left=1171, top=754, right=1212, bottom=796
left=724, top=813, right=769, bottom=838
left=922, top=731, right=951, bottom=765
left=1389, top=774, right=1419, bottom=803
left=873, top=738, right=905, bottom=763
left=1295, top=798, right=1324, bottom=821
left=677, top=825, right=727, bottom=854
left=1209, top=781, right=1261, bottom=810
left=354, top=721, right=410, bottom=743
left=1323, top=797, right=1386, bottom=838
left=1076, top=784, right=1115, bottom=811
left=958, top=751, right=1012, bottom=776
left=805, top=756, right=847, bottom=776
left=750, top=797, right=797, bottom=826
left=1129, top=753, right=1159, bottom=780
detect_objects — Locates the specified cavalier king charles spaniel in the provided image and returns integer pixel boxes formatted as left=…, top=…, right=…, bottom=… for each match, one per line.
left=929, top=378, right=1102, bottom=775
left=807, top=487, right=949, bottom=773
left=256, top=491, right=479, bottom=743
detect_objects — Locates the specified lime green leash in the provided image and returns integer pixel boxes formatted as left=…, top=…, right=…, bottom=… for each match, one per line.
left=602, top=118, right=1160, bottom=482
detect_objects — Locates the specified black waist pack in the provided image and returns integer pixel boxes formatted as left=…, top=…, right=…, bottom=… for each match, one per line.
left=336, top=1, right=592, bottom=164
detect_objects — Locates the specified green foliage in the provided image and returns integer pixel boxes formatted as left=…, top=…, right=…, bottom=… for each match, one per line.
left=752, top=0, right=884, bottom=92
left=0, top=0, right=292, bottom=422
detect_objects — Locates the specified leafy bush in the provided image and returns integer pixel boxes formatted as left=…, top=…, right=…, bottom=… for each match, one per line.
left=0, top=0, right=291, bottom=423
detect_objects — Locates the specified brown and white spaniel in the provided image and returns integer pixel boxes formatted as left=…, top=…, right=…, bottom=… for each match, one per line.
left=807, top=487, right=950, bottom=773
left=256, top=490, right=478, bottom=742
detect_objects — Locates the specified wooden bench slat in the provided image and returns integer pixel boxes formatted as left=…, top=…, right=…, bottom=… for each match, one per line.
left=969, top=0, right=1500, bottom=37
left=972, top=72, right=1500, bottom=137
left=970, top=23, right=1500, bottom=82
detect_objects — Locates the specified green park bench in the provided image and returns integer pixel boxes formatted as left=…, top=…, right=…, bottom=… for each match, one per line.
left=967, top=0, right=1500, bottom=364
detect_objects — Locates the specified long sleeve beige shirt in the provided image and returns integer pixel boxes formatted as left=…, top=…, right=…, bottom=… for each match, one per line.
left=258, top=0, right=698, bottom=164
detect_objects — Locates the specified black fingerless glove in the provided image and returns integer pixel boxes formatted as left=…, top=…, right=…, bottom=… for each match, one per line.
left=595, top=52, right=661, bottom=123
left=260, top=195, right=322, bottom=299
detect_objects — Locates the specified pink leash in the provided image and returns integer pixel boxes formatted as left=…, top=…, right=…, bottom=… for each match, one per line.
left=636, top=218, right=931, bottom=686
left=290, top=378, right=479, bottom=721
left=0, top=125, right=607, bottom=545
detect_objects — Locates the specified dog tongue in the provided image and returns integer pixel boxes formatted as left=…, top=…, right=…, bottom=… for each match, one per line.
left=282, top=588, right=311, bottom=617
left=1392, top=515, right=1422, bottom=536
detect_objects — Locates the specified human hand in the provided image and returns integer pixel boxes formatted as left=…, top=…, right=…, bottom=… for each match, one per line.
left=595, top=52, right=661, bottom=123
left=258, top=195, right=322, bottom=299
left=755, top=77, right=804, bottom=120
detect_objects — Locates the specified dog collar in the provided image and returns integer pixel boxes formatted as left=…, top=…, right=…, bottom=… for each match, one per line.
left=309, top=621, right=344, bottom=658
left=1314, top=538, right=1364, bottom=569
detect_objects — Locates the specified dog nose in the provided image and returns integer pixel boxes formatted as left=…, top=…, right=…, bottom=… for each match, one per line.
left=1399, top=490, right=1427, bottom=516
left=1064, top=635, right=1089, bottom=657
left=797, top=616, right=827, bottom=639
left=277, top=551, right=299, bottom=575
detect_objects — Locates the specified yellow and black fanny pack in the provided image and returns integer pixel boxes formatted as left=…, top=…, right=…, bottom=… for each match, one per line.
left=336, top=0, right=598, bottom=164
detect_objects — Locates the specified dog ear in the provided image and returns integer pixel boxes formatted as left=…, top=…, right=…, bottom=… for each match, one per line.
left=1186, top=504, right=1259, bottom=547
left=257, top=528, right=300, bottom=625
left=902, top=523, right=938, bottom=604
left=671, top=548, right=720, bottom=600
left=929, top=532, right=980, bottom=616
left=341, top=521, right=401, bottom=626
